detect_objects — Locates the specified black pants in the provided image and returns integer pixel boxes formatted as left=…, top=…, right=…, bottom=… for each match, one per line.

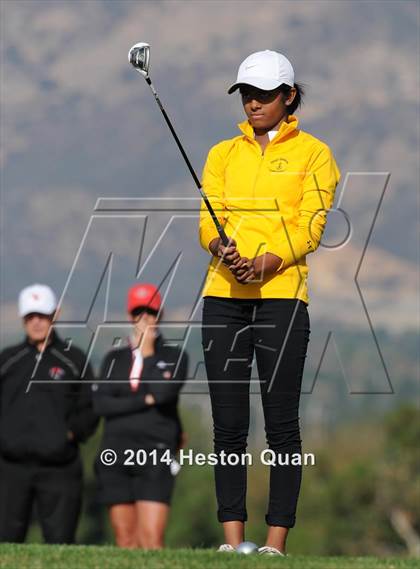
left=202, top=296, right=310, bottom=528
left=0, top=454, right=82, bottom=543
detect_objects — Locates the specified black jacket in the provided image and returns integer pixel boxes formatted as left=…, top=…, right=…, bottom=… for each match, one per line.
left=93, top=334, right=188, bottom=453
left=0, top=332, right=98, bottom=464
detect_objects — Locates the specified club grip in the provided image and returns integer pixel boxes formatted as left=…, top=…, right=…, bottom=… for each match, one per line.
left=201, top=195, right=230, bottom=248
left=218, top=227, right=230, bottom=247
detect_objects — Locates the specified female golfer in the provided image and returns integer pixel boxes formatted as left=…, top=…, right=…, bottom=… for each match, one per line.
left=93, top=283, right=188, bottom=549
left=199, top=50, right=340, bottom=555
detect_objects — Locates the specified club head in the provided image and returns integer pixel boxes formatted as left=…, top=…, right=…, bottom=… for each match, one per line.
left=128, top=42, right=150, bottom=77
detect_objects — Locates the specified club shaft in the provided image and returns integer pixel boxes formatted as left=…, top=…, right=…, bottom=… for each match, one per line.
left=145, top=77, right=229, bottom=247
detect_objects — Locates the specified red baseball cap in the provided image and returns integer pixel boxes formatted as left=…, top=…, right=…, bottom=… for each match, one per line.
left=127, top=283, right=162, bottom=314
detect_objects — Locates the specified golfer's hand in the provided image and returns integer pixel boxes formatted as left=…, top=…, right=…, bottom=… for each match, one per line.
left=209, top=237, right=240, bottom=266
left=133, top=313, right=157, bottom=357
left=141, top=324, right=157, bottom=358
left=145, top=393, right=156, bottom=406
left=228, top=256, right=252, bottom=284
left=177, top=432, right=188, bottom=452
left=231, top=253, right=283, bottom=284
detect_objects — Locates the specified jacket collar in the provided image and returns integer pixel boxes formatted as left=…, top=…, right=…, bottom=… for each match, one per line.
left=238, top=113, right=299, bottom=144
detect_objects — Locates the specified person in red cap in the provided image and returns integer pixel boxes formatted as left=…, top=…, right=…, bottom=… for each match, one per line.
left=93, top=283, right=188, bottom=549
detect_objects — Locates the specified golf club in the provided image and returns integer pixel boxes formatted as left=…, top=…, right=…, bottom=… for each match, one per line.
left=128, top=42, right=230, bottom=247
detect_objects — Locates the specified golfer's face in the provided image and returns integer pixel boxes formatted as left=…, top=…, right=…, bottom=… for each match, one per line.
left=130, top=309, right=158, bottom=333
left=241, top=86, right=285, bottom=130
left=23, top=313, right=53, bottom=343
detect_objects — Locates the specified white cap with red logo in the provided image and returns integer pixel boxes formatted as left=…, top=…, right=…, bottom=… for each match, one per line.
left=18, top=284, right=57, bottom=317
left=228, top=50, right=295, bottom=94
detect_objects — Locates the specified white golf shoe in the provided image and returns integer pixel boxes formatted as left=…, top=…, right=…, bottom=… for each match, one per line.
left=217, top=543, right=236, bottom=552
left=258, top=545, right=286, bottom=556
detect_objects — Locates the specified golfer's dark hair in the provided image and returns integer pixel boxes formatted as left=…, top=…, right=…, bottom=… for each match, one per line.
left=279, top=81, right=305, bottom=114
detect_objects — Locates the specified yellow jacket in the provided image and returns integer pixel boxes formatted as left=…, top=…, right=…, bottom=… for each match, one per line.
left=198, top=114, right=341, bottom=304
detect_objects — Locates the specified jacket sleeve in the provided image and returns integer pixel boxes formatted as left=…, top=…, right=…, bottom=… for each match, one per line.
left=67, top=360, right=99, bottom=442
left=269, top=145, right=341, bottom=271
left=92, top=353, right=151, bottom=418
left=145, top=351, right=188, bottom=406
left=199, top=144, right=227, bottom=254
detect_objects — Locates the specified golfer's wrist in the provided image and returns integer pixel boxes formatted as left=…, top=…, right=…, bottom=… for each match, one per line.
left=264, top=252, right=284, bottom=273
left=141, top=345, right=155, bottom=358
left=208, top=237, right=221, bottom=256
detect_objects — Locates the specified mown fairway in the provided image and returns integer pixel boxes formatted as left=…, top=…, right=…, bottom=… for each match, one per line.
left=0, top=544, right=417, bottom=569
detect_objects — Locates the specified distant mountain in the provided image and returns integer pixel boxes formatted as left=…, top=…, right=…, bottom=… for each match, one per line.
left=1, top=0, right=418, bottom=342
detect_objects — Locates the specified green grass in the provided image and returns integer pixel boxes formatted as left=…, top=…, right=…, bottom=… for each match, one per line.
left=0, top=544, right=417, bottom=569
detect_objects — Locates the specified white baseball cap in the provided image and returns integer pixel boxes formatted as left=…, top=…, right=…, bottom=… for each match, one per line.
left=228, top=50, right=295, bottom=94
left=18, top=284, right=57, bottom=318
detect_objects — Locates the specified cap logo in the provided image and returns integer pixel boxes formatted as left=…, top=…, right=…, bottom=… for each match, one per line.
left=32, top=293, right=39, bottom=300
left=245, top=64, right=258, bottom=70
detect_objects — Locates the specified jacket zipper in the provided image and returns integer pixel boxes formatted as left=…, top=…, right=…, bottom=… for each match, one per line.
left=250, top=139, right=272, bottom=257
left=251, top=143, right=265, bottom=201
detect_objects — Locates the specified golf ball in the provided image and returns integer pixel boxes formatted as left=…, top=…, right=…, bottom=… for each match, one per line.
left=236, top=541, right=258, bottom=554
